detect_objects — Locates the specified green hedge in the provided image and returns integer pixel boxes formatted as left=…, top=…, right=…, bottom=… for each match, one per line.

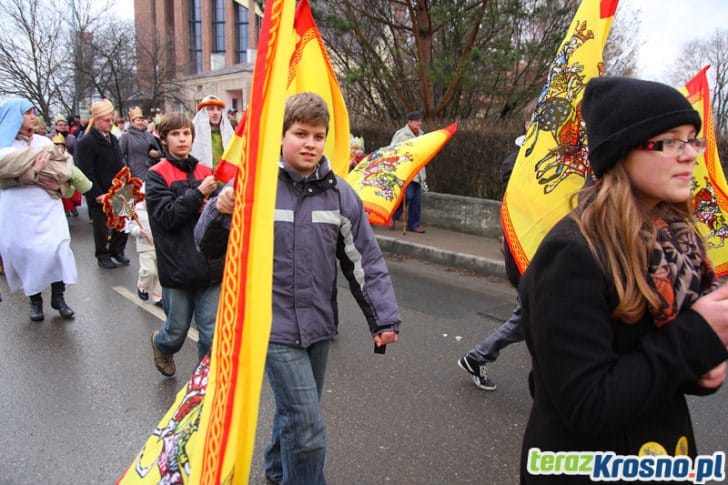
left=352, top=124, right=728, bottom=202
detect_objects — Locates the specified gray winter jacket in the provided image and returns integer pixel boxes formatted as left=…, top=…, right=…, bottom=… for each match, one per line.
left=194, top=156, right=401, bottom=348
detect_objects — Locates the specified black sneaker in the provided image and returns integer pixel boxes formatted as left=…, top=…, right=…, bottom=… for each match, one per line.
left=112, top=252, right=131, bottom=266
left=97, top=257, right=118, bottom=269
left=458, top=355, right=496, bottom=391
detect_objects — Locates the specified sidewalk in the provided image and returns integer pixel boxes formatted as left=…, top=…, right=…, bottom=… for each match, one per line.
left=371, top=223, right=506, bottom=279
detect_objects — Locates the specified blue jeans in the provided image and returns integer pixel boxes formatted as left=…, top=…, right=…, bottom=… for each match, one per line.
left=264, top=341, right=329, bottom=485
left=393, top=182, right=422, bottom=229
left=154, top=285, right=220, bottom=362
left=468, top=300, right=524, bottom=363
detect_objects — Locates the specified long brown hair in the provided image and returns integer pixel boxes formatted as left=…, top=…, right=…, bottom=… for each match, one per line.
left=570, top=163, right=698, bottom=323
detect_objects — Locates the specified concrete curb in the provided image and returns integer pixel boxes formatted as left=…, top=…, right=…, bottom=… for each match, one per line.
left=375, top=235, right=505, bottom=278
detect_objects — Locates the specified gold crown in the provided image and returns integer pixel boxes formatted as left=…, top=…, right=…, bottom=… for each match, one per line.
left=128, top=106, right=144, bottom=120
left=52, top=133, right=65, bottom=145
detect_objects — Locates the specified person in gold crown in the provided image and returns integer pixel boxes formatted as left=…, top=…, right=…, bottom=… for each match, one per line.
left=51, top=114, right=76, bottom=153
left=51, top=133, right=66, bottom=149
left=189, top=95, right=234, bottom=169
left=75, top=99, right=130, bottom=269
left=120, top=106, right=162, bottom=180
left=348, top=134, right=365, bottom=171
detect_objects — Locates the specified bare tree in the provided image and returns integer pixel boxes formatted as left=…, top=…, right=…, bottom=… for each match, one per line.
left=0, top=0, right=135, bottom=121
left=313, top=0, right=575, bottom=123
left=603, top=2, right=641, bottom=76
left=0, top=0, right=70, bottom=121
left=668, top=29, right=728, bottom=135
left=74, top=19, right=137, bottom=115
left=133, top=26, right=188, bottom=114
left=66, top=0, right=137, bottom=115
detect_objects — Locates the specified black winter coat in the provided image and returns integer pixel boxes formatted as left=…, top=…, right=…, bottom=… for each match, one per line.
left=145, top=155, right=224, bottom=289
left=518, top=216, right=728, bottom=484
left=75, top=127, right=125, bottom=207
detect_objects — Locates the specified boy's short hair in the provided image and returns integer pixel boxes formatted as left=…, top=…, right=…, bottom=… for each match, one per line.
left=156, top=112, right=195, bottom=142
left=283, top=92, right=329, bottom=135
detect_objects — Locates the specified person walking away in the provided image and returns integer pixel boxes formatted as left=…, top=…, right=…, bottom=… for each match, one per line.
left=75, top=99, right=130, bottom=269
left=518, top=76, right=728, bottom=483
left=146, top=112, right=223, bottom=377
left=390, top=111, right=426, bottom=232
left=189, top=95, right=235, bottom=170
left=0, top=99, right=78, bottom=320
left=195, top=92, right=401, bottom=485
left=458, top=117, right=531, bottom=391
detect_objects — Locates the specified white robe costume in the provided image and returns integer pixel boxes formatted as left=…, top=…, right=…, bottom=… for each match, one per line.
left=0, top=135, right=77, bottom=295
left=189, top=108, right=235, bottom=168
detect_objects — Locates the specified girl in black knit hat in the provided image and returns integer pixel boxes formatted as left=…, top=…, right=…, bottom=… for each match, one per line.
left=518, top=76, right=728, bottom=484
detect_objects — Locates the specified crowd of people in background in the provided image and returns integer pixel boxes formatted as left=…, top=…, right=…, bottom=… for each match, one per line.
left=2, top=77, right=728, bottom=485
left=0, top=94, right=236, bottom=315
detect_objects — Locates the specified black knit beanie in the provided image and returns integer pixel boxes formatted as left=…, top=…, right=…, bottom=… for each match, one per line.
left=583, top=76, right=701, bottom=178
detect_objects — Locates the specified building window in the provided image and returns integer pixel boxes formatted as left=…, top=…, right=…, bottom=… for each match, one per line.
left=235, top=3, right=249, bottom=63
left=189, top=0, right=202, bottom=73
left=212, top=0, right=225, bottom=54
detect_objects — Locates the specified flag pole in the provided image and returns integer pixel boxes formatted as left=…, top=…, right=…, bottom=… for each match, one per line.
left=402, top=197, right=408, bottom=235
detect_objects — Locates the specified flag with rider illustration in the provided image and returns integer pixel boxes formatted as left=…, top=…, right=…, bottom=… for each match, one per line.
left=117, top=0, right=294, bottom=483
left=214, top=0, right=350, bottom=183
left=682, top=65, right=728, bottom=276
left=500, top=0, right=619, bottom=274
left=347, top=124, right=457, bottom=226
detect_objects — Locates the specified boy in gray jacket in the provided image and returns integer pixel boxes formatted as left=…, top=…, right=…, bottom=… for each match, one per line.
left=194, top=92, right=400, bottom=485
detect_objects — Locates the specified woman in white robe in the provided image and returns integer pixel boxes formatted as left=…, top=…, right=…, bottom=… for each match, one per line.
left=0, top=98, right=77, bottom=321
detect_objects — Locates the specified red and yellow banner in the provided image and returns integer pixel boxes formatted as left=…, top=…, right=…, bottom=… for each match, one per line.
left=500, top=0, right=618, bottom=274
left=347, top=124, right=457, bottom=226
left=682, top=65, right=728, bottom=276
left=214, top=0, right=349, bottom=183
left=288, top=0, right=350, bottom=175
left=118, top=0, right=295, bottom=483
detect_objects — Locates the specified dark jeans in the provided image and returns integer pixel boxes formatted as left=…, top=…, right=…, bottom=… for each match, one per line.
left=467, top=300, right=524, bottom=363
left=264, top=341, right=329, bottom=485
left=393, top=182, right=422, bottom=229
left=88, top=203, right=128, bottom=259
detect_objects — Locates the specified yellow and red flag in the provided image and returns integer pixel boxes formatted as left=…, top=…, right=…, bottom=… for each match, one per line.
left=288, top=0, right=350, bottom=175
left=347, top=124, right=457, bottom=226
left=214, top=0, right=350, bottom=183
left=682, top=65, right=728, bottom=276
left=117, top=0, right=295, bottom=483
left=500, top=0, right=618, bottom=274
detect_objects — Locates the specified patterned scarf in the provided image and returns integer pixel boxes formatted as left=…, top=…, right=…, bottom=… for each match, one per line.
left=647, top=217, right=717, bottom=327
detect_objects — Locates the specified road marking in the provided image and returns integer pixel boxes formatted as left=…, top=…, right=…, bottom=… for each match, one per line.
left=112, top=286, right=199, bottom=342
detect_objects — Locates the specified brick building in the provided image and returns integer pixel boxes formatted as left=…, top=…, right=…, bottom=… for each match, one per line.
left=133, top=0, right=261, bottom=115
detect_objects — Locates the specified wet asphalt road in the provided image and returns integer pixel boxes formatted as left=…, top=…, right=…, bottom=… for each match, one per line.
left=0, top=209, right=726, bottom=484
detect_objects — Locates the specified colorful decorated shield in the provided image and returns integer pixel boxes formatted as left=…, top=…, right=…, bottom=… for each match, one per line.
left=102, top=166, right=145, bottom=231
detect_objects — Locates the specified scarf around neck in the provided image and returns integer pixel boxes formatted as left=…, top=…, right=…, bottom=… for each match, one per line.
left=647, top=216, right=717, bottom=327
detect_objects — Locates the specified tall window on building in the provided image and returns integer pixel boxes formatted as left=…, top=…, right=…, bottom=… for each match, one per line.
left=212, top=0, right=225, bottom=54
left=234, top=3, right=249, bottom=63
left=189, top=0, right=202, bottom=73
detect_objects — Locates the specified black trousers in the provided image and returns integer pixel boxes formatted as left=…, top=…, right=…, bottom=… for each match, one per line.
left=88, top=204, right=128, bottom=259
